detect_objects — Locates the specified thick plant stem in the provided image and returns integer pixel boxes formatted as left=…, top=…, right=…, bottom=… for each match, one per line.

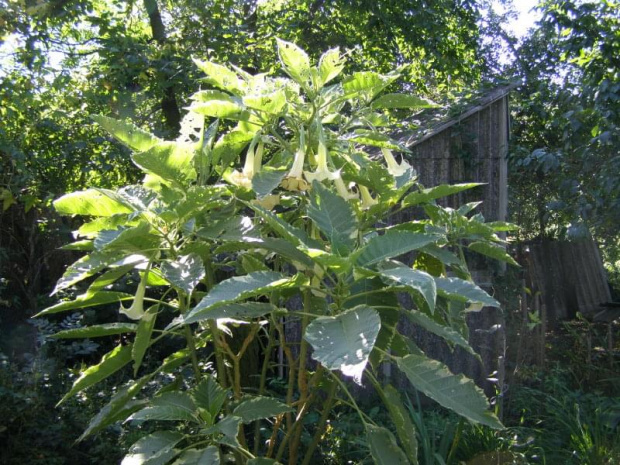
left=179, top=295, right=201, bottom=381
left=300, top=379, right=338, bottom=465
left=287, top=289, right=312, bottom=465
left=254, top=323, right=276, bottom=455
left=184, top=325, right=202, bottom=381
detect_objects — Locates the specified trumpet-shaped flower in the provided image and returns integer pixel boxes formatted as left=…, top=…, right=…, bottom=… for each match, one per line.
left=381, top=148, right=411, bottom=178
left=120, top=271, right=147, bottom=320
left=228, top=138, right=264, bottom=189
left=304, top=126, right=339, bottom=183
left=359, top=185, right=378, bottom=209
left=334, top=176, right=358, bottom=200
left=281, top=128, right=310, bottom=191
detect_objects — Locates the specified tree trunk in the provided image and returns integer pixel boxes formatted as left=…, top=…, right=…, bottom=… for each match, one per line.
left=143, top=0, right=181, bottom=135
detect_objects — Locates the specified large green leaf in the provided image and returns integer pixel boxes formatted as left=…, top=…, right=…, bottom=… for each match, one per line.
left=59, top=344, right=133, bottom=405
left=94, top=222, right=160, bottom=253
left=397, top=354, right=503, bottom=429
left=193, top=59, right=245, bottom=94
left=345, top=278, right=399, bottom=369
left=220, top=237, right=314, bottom=268
left=366, top=425, right=410, bottom=465
left=78, top=377, right=149, bottom=441
left=371, top=93, right=436, bottom=110
left=468, top=242, right=520, bottom=266
left=192, top=375, right=227, bottom=423
left=250, top=205, right=317, bottom=248
left=161, top=253, right=205, bottom=295
left=132, top=305, right=158, bottom=376
left=51, top=322, right=138, bottom=339
left=251, top=169, right=287, bottom=198
left=121, top=431, right=184, bottom=465
left=190, top=90, right=246, bottom=120
left=54, top=189, right=134, bottom=217
left=35, top=290, right=132, bottom=317
left=92, top=115, right=161, bottom=152
left=305, top=306, right=380, bottom=384
left=380, top=267, right=436, bottom=313
left=185, top=302, right=278, bottom=324
left=185, top=271, right=292, bottom=322
left=318, top=48, right=344, bottom=85
left=342, top=72, right=397, bottom=101
left=232, top=396, right=293, bottom=424
left=307, top=181, right=358, bottom=254
left=211, top=128, right=255, bottom=168
left=405, top=311, right=476, bottom=355
left=130, top=392, right=198, bottom=423
left=345, top=130, right=410, bottom=152
left=355, top=231, right=438, bottom=268
left=243, top=90, right=286, bottom=116
left=383, top=385, right=418, bottom=463
left=132, top=141, right=196, bottom=188
left=435, top=277, right=500, bottom=308
left=403, top=183, right=484, bottom=207
left=172, top=446, right=220, bottom=465
left=276, top=38, right=311, bottom=86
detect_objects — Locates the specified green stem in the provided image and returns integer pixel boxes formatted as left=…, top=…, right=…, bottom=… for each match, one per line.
left=300, top=379, right=338, bottom=465
left=328, top=371, right=371, bottom=426
left=205, top=259, right=229, bottom=389
left=179, top=294, right=202, bottom=381
left=446, top=418, right=464, bottom=465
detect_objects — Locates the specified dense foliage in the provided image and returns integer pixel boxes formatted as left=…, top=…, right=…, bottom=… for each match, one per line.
left=1, top=1, right=619, bottom=463
left=34, top=41, right=517, bottom=464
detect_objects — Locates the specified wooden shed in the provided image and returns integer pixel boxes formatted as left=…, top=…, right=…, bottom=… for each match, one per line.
left=390, top=84, right=517, bottom=393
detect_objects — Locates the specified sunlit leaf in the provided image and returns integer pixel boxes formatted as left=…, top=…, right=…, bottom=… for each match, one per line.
left=371, top=93, right=436, bottom=110
left=190, top=90, right=246, bottom=120
left=276, top=38, right=311, bottom=86
left=193, top=58, right=245, bottom=94
left=54, top=189, right=134, bottom=217
left=121, top=431, right=184, bottom=465
left=305, top=306, right=380, bottom=384
left=161, top=253, right=205, bottom=295
left=132, top=141, right=197, bottom=189
left=92, top=115, right=161, bottom=152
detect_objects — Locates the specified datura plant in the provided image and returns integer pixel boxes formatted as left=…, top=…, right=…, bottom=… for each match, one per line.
left=39, top=40, right=518, bottom=465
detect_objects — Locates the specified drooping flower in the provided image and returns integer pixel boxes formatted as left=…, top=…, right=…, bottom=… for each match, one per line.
left=304, top=126, right=339, bottom=183
left=334, top=176, right=358, bottom=200
left=359, top=185, right=378, bottom=209
left=229, top=136, right=263, bottom=189
left=281, top=128, right=310, bottom=191
left=120, top=271, right=147, bottom=320
left=381, top=148, right=411, bottom=178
